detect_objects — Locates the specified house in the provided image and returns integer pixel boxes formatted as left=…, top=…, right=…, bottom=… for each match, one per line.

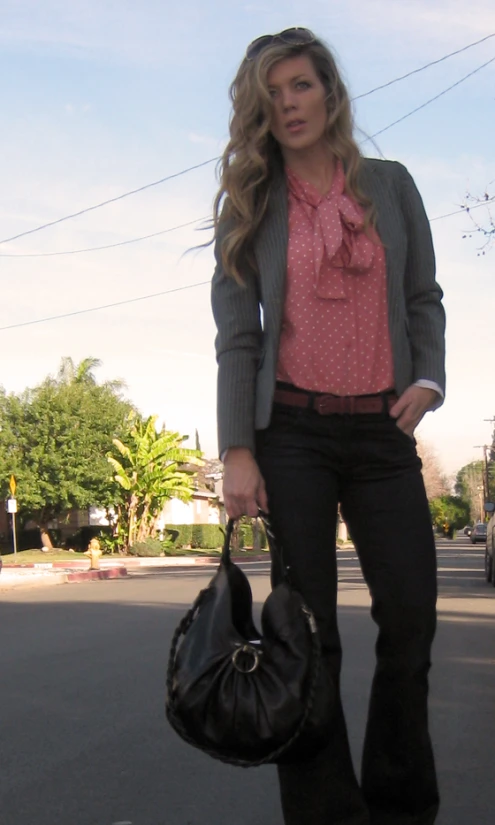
left=160, top=488, right=221, bottom=526
left=86, top=485, right=223, bottom=530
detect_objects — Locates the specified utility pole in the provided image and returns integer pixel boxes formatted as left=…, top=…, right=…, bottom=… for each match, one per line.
left=480, top=415, right=495, bottom=503
left=473, top=445, right=490, bottom=500
left=473, top=445, right=490, bottom=506
left=484, top=417, right=495, bottom=461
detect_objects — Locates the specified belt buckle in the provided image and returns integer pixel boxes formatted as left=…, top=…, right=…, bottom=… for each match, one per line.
left=315, top=395, right=334, bottom=415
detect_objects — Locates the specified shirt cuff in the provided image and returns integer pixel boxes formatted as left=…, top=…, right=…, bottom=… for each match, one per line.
left=414, top=380, right=444, bottom=410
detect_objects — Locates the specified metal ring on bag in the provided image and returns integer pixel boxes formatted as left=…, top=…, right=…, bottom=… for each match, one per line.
left=232, top=644, right=261, bottom=674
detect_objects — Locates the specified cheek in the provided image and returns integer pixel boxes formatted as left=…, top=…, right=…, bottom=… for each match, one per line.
left=311, top=100, right=327, bottom=131
left=270, top=107, right=283, bottom=136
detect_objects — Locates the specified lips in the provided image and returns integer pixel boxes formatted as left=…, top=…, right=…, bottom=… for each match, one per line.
left=285, top=120, right=306, bottom=135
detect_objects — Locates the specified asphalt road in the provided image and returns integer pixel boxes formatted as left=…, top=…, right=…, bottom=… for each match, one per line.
left=1, top=538, right=494, bottom=825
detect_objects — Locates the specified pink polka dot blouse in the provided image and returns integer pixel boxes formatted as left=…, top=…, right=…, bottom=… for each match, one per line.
left=276, top=161, right=394, bottom=396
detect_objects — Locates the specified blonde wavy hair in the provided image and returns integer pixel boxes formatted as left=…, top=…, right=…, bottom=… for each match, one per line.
left=214, top=33, right=374, bottom=283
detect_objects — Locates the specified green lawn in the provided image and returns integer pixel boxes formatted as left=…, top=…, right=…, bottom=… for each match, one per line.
left=1, top=549, right=90, bottom=565
left=1, top=546, right=269, bottom=565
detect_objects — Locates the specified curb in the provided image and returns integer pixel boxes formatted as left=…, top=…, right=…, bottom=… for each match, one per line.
left=65, top=568, right=128, bottom=583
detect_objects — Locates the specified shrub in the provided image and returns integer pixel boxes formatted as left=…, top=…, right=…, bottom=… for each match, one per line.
left=17, top=527, right=64, bottom=551
left=128, top=538, right=164, bottom=557
left=190, top=524, right=225, bottom=549
left=164, top=524, right=224, bottom=550
left=165, top=524, right=193, bottom=548
left=64, top=525, right=113, bottom=552
left=238, top=519, right=268, bottom=550
left=97, top=532, right=123, bottom=555
left=158, top=521, right=269, bottom=552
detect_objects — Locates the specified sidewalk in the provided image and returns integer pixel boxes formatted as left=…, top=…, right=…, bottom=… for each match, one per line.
left=0, top=566, right=129, bottom=591
left=2, top=553, right=269, bottom=570
left=0, top=553, right=268, bottom=591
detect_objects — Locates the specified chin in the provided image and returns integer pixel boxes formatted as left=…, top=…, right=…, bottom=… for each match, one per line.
left=282, top=137, right=319, bottom=153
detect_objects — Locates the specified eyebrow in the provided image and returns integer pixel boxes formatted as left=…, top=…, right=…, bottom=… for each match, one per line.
left=268, top=74, right=311, bottom=87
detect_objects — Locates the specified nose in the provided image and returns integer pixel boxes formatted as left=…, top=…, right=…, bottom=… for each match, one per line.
left=280, top=88, right=297, bottom=112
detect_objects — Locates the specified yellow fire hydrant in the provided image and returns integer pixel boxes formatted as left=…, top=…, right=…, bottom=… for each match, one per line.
left=85, top=537, right=102, bottom=570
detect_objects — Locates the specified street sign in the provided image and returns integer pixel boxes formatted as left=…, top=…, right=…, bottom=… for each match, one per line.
left=9, top=475, right=16, bottom=497
left=7, top=498, right=17, bottom=514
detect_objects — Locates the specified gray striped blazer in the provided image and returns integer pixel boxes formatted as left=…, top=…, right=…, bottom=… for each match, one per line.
left=211, top=158, right=446, bottom=456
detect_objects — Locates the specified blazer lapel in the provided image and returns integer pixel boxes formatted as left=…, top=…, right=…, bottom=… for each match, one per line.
left=359, top=160, right=407, bottom=320
left=359, top=161, right=395, bottom=259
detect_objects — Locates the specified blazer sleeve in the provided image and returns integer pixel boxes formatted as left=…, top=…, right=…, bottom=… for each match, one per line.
left=211, top=217, right=262, bottom=457
left=397, top=163, right=446, bottom=396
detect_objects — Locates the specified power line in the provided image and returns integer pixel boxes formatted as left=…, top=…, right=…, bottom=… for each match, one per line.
left=369, top=56, right=495, bottom=139
left=1, top=191, right=494, bottom=330
left=0, top=216, right=210, bottom=258
left=430, top=197, right=495, bottom=222
left=0, top=280, right=211, bottom=332
left=0, top=158, right=217, bottom=247
left=353, top=32, right=495, bottom=100
left=0, top=34, right=493, bottom=249
left=2, top=186, right=494, bottom=262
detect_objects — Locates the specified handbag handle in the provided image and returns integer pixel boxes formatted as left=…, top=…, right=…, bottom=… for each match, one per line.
left=221, top=509, right=277, bottom=565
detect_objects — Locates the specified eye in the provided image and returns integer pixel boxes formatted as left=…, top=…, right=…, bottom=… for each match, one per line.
left=268, top=88, right=279, bottom=99
left=295, top=80, right=311, bottom=90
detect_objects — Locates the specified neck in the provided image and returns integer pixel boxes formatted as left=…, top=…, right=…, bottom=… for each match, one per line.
left=282, top=141, right=336, bottom=194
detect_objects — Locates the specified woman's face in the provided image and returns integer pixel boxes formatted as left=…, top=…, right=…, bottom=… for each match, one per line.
left=266, top=54, right=328, bottom=155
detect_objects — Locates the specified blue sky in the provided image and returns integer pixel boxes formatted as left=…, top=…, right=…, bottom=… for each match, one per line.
left=0, top=0, right=494, bottom=478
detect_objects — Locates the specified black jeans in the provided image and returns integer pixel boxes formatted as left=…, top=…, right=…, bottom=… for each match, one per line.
left=255, top=401, right=439, bottom=825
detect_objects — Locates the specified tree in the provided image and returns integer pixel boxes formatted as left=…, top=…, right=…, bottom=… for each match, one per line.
left=107, top=413, right=203, bottom=551
left=429, top=496, right=470, bottom=538
left=462, top=187, right=495, bottom=255
left=0, top=358, right=135, bottom=541
left=416, top=438, right=449, bottom=500
left=56, top=356, right=101, bottom=385
left=455, top=461, right=493, bottom=524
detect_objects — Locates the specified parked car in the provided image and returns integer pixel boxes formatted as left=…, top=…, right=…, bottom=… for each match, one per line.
left=484, top=514, right=495, bottom=585
left=463, top=525, right=472, bottom=537
left=470, top=522, right=487, bottom=544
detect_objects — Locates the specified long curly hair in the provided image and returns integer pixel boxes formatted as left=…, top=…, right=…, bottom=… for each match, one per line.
left=214, top=34, right=374, bottom=283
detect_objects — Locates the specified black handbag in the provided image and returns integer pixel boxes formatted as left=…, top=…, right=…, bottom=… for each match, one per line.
left=165, top=512, right=334, bottom=767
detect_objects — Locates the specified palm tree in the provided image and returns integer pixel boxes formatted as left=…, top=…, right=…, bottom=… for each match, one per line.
left=57, top=357, right=101, bottom=385
left=107, top=413, right=203, bottom=550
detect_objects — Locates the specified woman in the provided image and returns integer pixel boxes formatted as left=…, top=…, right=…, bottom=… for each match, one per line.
left=211, top=28, right=445, bottom=825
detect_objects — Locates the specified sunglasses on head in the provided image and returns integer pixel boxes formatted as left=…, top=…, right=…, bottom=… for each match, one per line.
left=246, top=27, right=316, bottom=61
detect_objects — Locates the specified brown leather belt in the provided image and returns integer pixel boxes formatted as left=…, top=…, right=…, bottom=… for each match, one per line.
left=273, top=388, right=398, bottom=416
